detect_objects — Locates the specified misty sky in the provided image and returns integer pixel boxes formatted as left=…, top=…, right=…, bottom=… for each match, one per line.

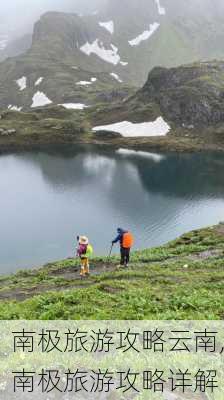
left=0, top=0, right=105, bottom=36
left=2, top=0, right=224, bottom=38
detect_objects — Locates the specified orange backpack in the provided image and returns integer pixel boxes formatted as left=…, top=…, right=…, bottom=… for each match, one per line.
left=122, top=232, right=134, bottom=248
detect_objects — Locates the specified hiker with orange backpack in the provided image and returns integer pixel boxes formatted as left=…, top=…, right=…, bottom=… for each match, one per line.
left=76, top=235, right=93, bottom=277
left=112, top=228, right=134, bottom=268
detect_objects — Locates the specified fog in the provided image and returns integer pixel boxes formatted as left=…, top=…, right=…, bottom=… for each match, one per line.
left=0, top=0, right=106, bottom=36
left=1, top=0, right=224, bottom=38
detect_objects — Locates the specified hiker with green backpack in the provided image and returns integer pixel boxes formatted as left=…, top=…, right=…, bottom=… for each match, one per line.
left=76, top=235, right=93, bottom=277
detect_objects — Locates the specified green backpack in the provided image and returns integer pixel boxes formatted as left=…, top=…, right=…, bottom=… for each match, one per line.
left=85, top=244, right=93, bottom=258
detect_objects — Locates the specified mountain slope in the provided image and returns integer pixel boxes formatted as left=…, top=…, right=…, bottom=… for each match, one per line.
left=2, top=0, right=224, bottom=113
left=0, top=224, right=223, bottom=319
left=88, top=61, right=224, bottom=151
left=0, top=11, right=133, bottom=111
left=93, top=61, right=224, bottom=127
left=137, top=61, right=224, bottom=126
left=1, top=0, right=224, bottom=92
left=2, top=61, right=224, bottom=153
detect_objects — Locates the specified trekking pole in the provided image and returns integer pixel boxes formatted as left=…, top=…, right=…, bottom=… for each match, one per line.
left=107, top=243, right=113, bottom=262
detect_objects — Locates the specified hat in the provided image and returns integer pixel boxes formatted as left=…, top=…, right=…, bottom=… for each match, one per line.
left=79, top=236, right=89, bottom=245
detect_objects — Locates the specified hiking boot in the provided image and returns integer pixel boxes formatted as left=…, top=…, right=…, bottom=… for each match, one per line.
left=116, top=264, right=123, bottom=270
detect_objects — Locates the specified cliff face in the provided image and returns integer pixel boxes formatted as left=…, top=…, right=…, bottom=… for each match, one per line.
left=137, top=61, right=224, bottom=126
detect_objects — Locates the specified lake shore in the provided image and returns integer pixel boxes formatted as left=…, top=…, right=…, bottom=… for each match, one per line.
left=0, top=223, right=223, bottom=319
left=1, top=132, right=224, bottom=155
left=1, top=106, right=224, bottom=154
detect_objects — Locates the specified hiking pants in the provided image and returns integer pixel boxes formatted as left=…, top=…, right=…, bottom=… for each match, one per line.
left=120, top=247, right=130, bottom=266
left=80, top=257, right=89, bottom=276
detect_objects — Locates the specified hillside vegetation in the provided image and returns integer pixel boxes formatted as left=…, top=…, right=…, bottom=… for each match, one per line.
left=0, top=224, right=223, bottom=320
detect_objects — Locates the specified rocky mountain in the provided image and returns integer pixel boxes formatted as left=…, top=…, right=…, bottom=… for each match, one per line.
left=93, top=61, right=224, bottom=127
left=2, top=61, right=224, bottom=154
left=0, top=0, right=106, bottom=61
left=28, top=0, right=224, bottom=86
left=0, top=34, right=32, bottom=62
left=138, top=61, right=224, bottom=127
left=1, top=0, right=224, bottom=111
left=0, top=9, right=133, bottom=111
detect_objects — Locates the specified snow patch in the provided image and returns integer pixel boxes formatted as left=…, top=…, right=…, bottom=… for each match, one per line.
left=110, top=72, right=123, bottom=83
left=31, top=91, right=52, bottom=108
left=35, top=77, right=43, bottom=86
left=76, top=80, right=92, bottom=86
left=59, top=103, right=87, bottom=110
left=99, top=21, right=114, bottom=34
left=154, top=0, right=166, bottom=15
left=93, top=117, right=170, bottom=137
left=80, top=39, right=120, bottom=65
left=128, top=23, right=160, bottom=46
left=76, top=77, right=97, bottom=86
left=117, top=148, right=165, bottom=162
left=8, top=105, right=22, bottom=112
left=16, top=76, right=27, bottom=91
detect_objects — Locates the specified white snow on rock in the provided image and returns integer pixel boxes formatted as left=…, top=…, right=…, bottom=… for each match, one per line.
left=120, top=61, right=128, bottom=66
left=110, top=72, right=123, bottom=83
left=76, top=80, right=92, bottom=86
left=128, top=23, right=160, bottom=46
left=93, top=117, right=170, bottom=137
left=16, top=76, right=27, bottom=91
left=80, top=39, right=120, bottom=65
left=76, top=78, right=97, bottom=86
left=35, top=77, right=43, bottom=86
left=154, top=0, right=166, bottom=15
left=31, top=91, right=52, bottom=108
left=99, top=21, right=114, bottom=34
left=8, top=105, right=22, bottom=111
left=59, top=103, right=87, bottom=110
left=117, top=148, right=165, bottom=162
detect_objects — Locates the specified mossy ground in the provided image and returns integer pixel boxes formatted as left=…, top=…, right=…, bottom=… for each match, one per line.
left=0, top=224, right=223, bottom=320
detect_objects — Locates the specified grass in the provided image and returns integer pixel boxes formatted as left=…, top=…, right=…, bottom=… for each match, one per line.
left=0, top=224, right=223, bottom=320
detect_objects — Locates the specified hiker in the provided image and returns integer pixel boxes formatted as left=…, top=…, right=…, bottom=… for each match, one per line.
left=112, top=228, right=134, bottom=268
left=76, top=235, right=93, bottom=277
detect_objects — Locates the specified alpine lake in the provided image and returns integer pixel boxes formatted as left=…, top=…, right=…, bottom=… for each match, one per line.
left=1, top=145, right=224, bottom=273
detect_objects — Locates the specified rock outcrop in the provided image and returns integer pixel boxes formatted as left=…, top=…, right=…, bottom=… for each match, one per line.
left=136, top=61, right=224, bottom=127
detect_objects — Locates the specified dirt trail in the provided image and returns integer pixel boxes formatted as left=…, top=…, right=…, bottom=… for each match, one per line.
left=0, top=236, right=223, bottom=302
left=0, top=261, right=116, bottom=301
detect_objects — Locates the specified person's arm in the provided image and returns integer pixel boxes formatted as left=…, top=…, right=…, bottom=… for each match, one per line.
left=76, top=244, right=82, bottom=257
left=112, top=233, right=122, bottom=244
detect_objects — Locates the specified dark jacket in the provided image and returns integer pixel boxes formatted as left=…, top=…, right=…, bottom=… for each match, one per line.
left=112, top=228, right=127, bottom=246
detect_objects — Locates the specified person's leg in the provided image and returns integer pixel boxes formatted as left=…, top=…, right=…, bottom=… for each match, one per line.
left=80, top=258, right=85, bottom=276
left=84, top=258, right=90, bottom=275
left=120, top=247, right=125, bottom=266
left=125, top=248, right=130, bottom=266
